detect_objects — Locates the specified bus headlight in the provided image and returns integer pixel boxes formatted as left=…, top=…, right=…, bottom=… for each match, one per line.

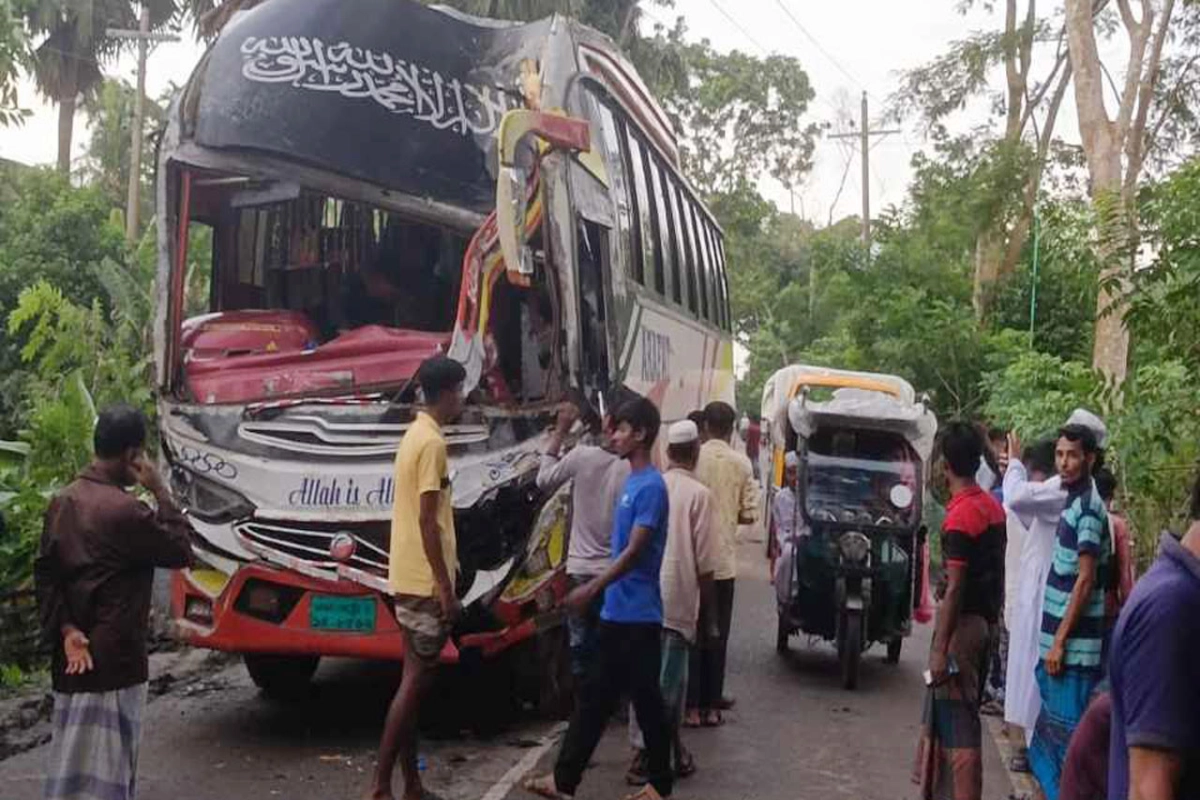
left=838, top=531, right=871, bottom=565
left=172, top=468, right=254, bottom=523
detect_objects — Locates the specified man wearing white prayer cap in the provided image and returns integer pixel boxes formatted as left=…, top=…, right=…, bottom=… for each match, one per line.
left=626, top=417, right=718, bottom=784
left=1065, top=408, right=1107, bottom=449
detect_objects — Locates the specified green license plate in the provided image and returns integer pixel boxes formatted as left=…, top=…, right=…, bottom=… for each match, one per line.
left=309, top=595, right=377, bottom=632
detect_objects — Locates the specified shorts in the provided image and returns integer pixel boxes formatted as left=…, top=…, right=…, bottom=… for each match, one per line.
left=393, top=594, right=449, bottom=665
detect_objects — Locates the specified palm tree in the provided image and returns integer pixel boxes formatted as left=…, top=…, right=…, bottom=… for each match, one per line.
left=26, top=0, right=175, bottom=174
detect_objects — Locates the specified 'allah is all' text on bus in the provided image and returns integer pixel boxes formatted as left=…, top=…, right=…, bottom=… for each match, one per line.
left=157, top=0, right=734, bottom=700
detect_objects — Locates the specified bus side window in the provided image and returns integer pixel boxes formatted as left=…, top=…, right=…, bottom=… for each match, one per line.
left=620, top=124, right=654, bottom=288
left=633, top=138, right=666, bottom=297
left=715, top=235, right=732, bottom=331
left=688, top=204, right=710, bottom=321
left=702, top=222, right=721, bottom=328
left=670, top=185, right=695, bottom=313
left=648, top=159, right=677, bottom=304
left=589, top=96, right=636, bottom=293
left=577, top=218, right=611, bottom=388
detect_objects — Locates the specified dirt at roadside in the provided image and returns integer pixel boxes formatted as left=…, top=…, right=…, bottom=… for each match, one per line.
left=0, top=647, right=236, bottom=762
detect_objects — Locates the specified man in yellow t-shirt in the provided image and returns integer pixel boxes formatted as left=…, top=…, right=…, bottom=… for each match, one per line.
left=369, top=355, right=465, bottom=800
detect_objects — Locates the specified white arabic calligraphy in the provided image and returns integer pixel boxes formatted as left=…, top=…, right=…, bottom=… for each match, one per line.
left=240, top=36, right=513, bottom=136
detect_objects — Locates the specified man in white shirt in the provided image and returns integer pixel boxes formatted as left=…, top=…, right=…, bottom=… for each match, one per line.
left=769, top=452, right=801, bottom=590
left=627, top=420, right=719, bottom=785
left=537, top=399, right=630, bottom=685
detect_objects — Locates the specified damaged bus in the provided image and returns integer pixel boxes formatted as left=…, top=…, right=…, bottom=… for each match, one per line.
left=158, top=0, right=734, bottom=699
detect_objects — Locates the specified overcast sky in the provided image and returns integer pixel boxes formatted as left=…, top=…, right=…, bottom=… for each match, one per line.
left=1, top=1, right=1090, bottom=223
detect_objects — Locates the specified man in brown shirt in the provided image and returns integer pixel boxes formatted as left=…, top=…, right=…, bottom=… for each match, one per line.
left=34, top=405, right=194, bottom=800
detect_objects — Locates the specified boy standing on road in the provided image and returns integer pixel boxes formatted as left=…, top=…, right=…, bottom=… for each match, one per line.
left=1028, top=424, right=1111, bottom=800
left=35, top=405, right=195, bottom=800
left=627, top=419, right=719, bottom=785
left=370, top=355, right=466, bottom=800
left=537, top=397, right=630, bottom=686
left=913, top=421, right=1006, bottom=800
left=688, top=400, right=757, bottom=727
left=524, top=396, right=673, bottom=800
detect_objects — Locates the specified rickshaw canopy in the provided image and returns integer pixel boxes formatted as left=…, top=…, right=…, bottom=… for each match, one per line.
left=760, top=365, right=937, bottom=463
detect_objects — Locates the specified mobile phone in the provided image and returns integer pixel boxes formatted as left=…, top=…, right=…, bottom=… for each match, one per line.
left=923, top=657, right=960, bottom=687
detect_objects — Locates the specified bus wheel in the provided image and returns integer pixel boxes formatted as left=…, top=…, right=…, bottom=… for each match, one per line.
left=244, top=654, right=320, bottom=699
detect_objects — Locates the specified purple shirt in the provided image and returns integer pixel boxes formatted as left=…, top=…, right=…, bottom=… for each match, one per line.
left=1107, top=533, right=1200, bottom=800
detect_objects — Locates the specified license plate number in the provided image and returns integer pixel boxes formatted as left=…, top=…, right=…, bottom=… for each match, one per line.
left=309, top=595, right=376, bottom=632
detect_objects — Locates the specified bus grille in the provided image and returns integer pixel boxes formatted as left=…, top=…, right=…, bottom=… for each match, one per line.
left=235, top=520, right=390, bottom=574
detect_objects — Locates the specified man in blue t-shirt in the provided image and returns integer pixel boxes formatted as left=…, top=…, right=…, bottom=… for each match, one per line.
left=523, top=396, right=672, bottom=800
left=1107, top=473, right=1200, bottom=800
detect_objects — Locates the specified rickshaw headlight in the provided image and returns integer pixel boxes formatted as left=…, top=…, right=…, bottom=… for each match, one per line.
left=838, top=531, right=871, bottom=564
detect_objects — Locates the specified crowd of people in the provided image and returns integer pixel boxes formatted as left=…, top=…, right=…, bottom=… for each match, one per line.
left=29, top=354, right=1198, bottom=800
left=915, top=410, right=1199, bottom=800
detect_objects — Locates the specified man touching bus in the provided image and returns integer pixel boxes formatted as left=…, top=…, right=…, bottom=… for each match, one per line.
left=370, top=355, right=466, bottom=800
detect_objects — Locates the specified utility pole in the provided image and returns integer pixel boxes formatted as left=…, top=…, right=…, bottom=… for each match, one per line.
left=828, top=91, right=899, bottom=253
left=108, top=7, right=178, bottom=243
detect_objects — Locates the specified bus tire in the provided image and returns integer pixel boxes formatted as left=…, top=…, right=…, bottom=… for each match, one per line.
left=244, top=654, right=320, bottom=699
left=776, top=616, right=789, bottom=655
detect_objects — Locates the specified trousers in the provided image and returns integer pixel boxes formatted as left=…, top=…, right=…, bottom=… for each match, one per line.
left=554, top=622, right=673, bottom=797
left=688, top=578, right=735, bottom=710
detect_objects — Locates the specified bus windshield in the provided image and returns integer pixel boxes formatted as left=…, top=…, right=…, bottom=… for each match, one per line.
left=178, top=176, right=555, bottom=406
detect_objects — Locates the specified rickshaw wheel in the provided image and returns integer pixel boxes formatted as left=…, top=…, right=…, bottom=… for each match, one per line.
left=885, top=638, right=903, bottom=664
left=775, top=616, right=789, bottom=654
left=838, top=613, right=862, bottom=690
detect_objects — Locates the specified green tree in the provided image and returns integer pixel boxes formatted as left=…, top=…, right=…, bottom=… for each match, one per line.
left=25, top=0, right=176, bottom=174
left=0, top=167, right=125, bottom=432
left=79, top=76, right=166, bottom=217
left=0, top=0, right=34, bottom=127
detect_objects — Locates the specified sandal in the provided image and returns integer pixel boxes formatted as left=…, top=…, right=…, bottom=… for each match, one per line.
left=623, top=787, right=664, bottom=800
left=683, top=709, right=703, bottom=728
left=675, top=748, right=697, bottom=779
left=520, top=774, right=571, bottom=799
left=702, top=709, right=724, bottom=727
left=625, top=751, right=648, bottom=786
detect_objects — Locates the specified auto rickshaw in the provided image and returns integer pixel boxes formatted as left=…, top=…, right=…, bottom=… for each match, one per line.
left=761, top=366, right=936, bottom=689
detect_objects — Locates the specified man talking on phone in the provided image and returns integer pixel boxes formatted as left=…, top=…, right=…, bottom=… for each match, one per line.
left=35, top=404, right=195, bottom=800
left=913, top=421, right=1007, bottom=800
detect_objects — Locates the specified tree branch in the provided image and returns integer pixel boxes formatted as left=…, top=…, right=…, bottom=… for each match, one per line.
left=1116, top=0, right=1139, bottom=32
left=1019, top=37, right=1069, bottom=132
left=1114, top=0, right=1153, bottom=148
left=1142, top=53, right=1200, bottom=165
left=1125, top=0, right=1176, bottom=196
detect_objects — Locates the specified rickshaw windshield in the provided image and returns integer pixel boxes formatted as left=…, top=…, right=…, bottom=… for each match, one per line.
left=802, top=428, right=920, bottom=529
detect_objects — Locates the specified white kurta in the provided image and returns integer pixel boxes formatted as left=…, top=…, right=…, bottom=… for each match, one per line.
left=1002, top=460, right=1067, bottom=743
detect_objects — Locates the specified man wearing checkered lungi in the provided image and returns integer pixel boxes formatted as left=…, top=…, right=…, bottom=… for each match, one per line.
left=34, top=406, right=194, bottom=800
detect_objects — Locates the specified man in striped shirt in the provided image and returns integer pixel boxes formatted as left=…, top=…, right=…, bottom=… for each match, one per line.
left=1029, top=423, right=1111, bottom=800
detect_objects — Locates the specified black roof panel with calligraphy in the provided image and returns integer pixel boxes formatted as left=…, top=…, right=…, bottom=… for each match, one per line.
left=186, top=0, right=548, bottom=213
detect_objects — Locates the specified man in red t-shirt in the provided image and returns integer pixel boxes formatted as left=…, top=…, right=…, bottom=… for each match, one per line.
left=914, top=421, right=1007, bottom=800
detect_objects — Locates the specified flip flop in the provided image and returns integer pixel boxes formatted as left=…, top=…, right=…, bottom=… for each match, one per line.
left=521, top=774, right=571, bottom=799
left=702, top=709, right=724, bottom=727
left=683, top=710, right=703, bottom=728
left=623, top=786, right=664, bottom=800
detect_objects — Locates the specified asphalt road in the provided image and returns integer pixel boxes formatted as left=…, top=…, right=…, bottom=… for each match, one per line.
left=1, top=541, right=1011, bottom=800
